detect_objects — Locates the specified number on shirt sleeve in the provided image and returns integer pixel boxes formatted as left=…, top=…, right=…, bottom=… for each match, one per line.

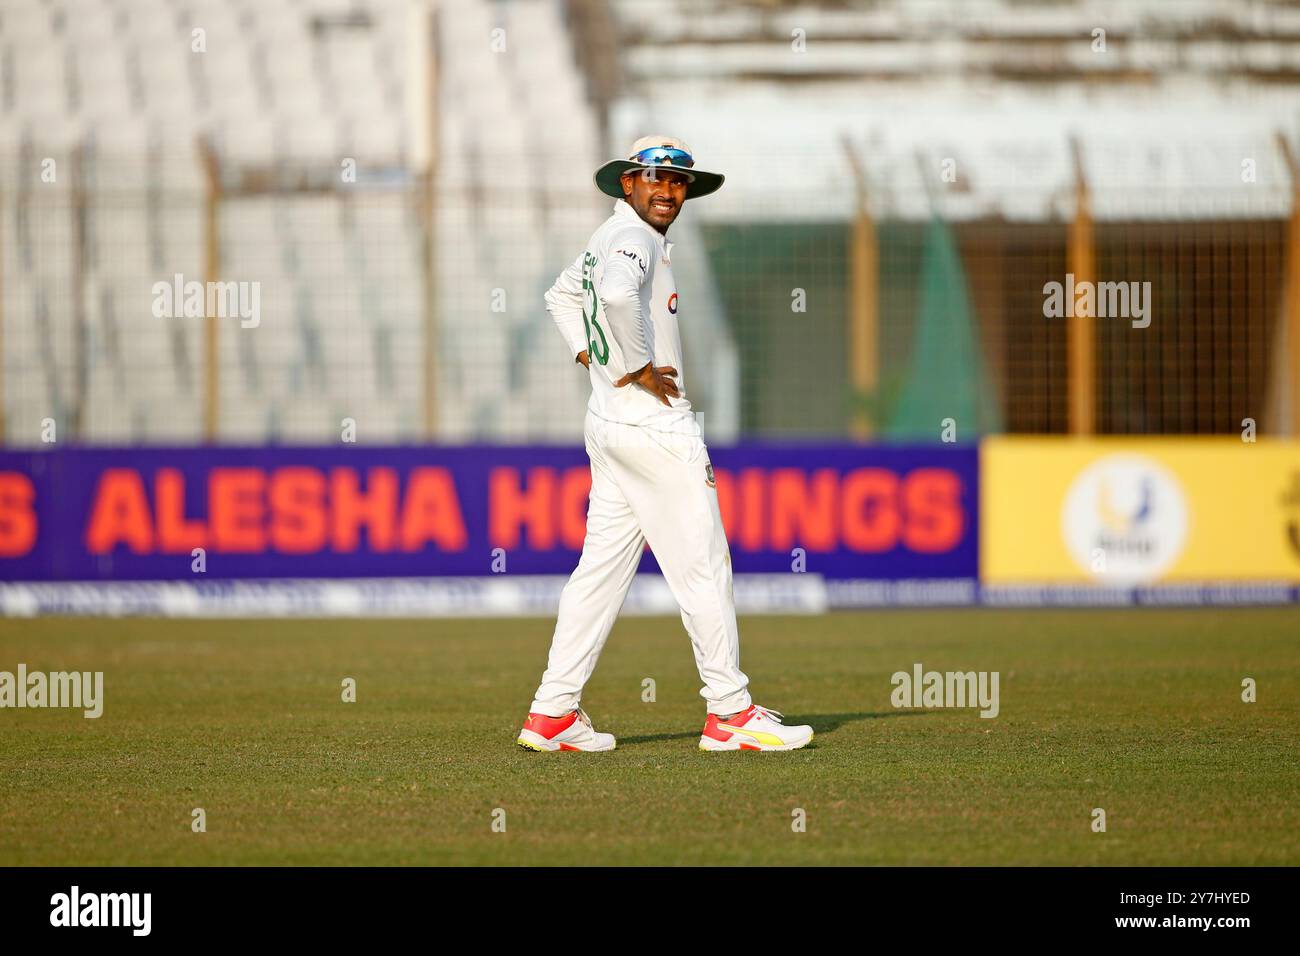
left=581, top=252, right=610, bottom=366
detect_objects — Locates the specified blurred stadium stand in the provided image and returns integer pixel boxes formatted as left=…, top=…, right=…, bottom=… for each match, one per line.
left=1, top=0, right=1299, bottom=445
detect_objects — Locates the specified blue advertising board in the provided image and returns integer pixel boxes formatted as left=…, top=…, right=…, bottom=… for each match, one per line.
left=0, top=444, right=978, bottom=582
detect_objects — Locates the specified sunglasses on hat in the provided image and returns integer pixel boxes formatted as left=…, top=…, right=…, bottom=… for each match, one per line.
left=630, top=146, right=695, bottom=168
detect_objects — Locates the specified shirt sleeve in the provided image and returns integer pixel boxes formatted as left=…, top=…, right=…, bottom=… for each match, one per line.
left=597, top=229, right=654, bottom=372
left=544, top=253, right=591, bottom=361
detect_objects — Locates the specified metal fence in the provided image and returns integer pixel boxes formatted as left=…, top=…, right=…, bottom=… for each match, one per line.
left=2, top=141, right=1297, bottom=445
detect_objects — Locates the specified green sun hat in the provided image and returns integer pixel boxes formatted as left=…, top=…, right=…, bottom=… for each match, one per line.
left=594, top=135, right=725, bottom=200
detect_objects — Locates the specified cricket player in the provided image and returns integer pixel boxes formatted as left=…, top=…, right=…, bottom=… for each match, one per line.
left=516, top=136, right=814, bottom=753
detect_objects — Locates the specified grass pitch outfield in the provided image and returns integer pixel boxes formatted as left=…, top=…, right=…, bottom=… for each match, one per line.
left=1, top=608, right=1297, bottom=866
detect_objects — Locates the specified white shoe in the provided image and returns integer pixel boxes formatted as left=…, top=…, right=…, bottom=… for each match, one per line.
left=699, top=704, right=813, bottom=751
left=517, top=708, right=616, bottom=752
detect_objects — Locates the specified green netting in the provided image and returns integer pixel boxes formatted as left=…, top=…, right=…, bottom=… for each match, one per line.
left=702, top=222, right=850, bottom=437
left=885, top=217, right=1003, bottom=440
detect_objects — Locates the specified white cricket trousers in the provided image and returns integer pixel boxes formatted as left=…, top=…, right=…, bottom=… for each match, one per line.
left=529, top=409, right=752, bottom=717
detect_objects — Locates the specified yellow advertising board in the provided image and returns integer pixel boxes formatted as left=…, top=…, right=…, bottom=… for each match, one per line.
left=981, top=438, right=1300, bottom=584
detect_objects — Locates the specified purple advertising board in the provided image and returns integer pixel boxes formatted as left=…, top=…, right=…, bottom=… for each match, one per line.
left=0, top=445, right=978, bottom=581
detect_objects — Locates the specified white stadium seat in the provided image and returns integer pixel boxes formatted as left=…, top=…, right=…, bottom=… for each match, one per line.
left=1, top=0, right=603, bottom=443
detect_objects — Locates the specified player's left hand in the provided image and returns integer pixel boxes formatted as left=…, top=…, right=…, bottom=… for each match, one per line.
left=614, top=362, right=679, bottom=406
left=576, top=350, right=591, bottom=368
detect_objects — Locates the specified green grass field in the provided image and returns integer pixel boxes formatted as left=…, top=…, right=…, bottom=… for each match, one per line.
left=1, top=608, right=1297, bottom=866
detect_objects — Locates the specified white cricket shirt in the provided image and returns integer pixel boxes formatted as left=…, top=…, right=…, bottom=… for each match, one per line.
left=546, top=200, right=701, bottom=437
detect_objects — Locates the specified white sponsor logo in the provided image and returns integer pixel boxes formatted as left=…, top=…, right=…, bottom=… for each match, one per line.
left=1062, top=455, right=1188, bottom=583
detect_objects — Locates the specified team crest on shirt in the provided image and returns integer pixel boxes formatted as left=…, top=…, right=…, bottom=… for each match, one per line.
left=667, top=292, right=678, bottom=314
left=704, top=461, right=715, bottom=488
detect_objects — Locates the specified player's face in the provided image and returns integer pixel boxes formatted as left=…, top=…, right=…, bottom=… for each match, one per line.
left=622, top=169, right=689, bottom=233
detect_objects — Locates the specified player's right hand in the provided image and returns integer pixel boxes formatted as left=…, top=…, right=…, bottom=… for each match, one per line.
left=614, top=361, right=679, bottom=406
